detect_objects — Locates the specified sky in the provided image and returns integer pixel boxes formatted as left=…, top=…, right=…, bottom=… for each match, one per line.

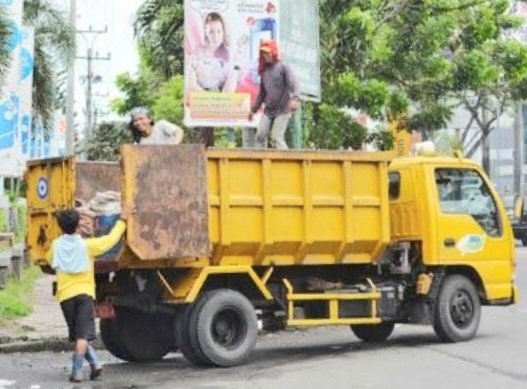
left=65, top=0, right=144, bottom=129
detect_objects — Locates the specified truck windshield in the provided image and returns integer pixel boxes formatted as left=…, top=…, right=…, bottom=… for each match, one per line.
left=435, top=168, right=501, bottom=237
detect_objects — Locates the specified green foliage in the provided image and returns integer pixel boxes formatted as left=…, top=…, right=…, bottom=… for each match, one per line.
left=135, top=0, right=184, bottom=81
left=0, top=6, right=11, bottom=89
left=151, top=75, right=185, bottom=125
left=367, top=129, right=395, bottom=151
left=23, top=0, right=75, bottom=133
left=111, top=71, right=157, bottom=115
left=85, top=122, right=132, bottom=161
left=0, top=210, right=6, bottom=234
left=0, top=266, right=41, bottom=323
left=307, top=104, right=368, bottom=150
left=125, top=0, right=527, bottom=155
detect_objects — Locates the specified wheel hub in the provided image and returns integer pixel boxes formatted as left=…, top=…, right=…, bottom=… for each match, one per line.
left=212, top=310, right=241, bottom=347
left=450, top=290, right=474, bottom=328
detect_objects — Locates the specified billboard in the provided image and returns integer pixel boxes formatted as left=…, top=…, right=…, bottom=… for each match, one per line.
left=0, top=0, right=23, bottom=177
left=184, top=0, right=280, bottom=127
left=280, top=0, right=320, bottom=101
left=18, top=26, right=34, bottom=175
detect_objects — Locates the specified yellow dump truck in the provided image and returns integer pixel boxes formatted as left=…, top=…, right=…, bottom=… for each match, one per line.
left=26, top=145, right=518, bottom=366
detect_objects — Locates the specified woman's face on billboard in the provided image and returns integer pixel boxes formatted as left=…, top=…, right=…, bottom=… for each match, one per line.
left=205, top=20, right=224, bottom=49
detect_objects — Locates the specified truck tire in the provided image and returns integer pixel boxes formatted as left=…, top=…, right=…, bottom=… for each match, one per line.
left=522, top=237, right=527, bottom=246
left=100, top=318, right=134, bottom=361
left=177, top=302, right=213, bottom=366
left=433, top=275, right=481, bottom=343
left=193, top=289, right=257, bottom=367
left=114, top=308, right=175, bottom=361
left=350, top=323, right=395, bottom=342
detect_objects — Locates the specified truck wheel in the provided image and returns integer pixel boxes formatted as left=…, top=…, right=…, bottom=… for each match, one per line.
left=433, top=275, right=481, bottom=343
left=115, top=308, right=175, bottom=361
left=193, top=289, right=257, bottom=367
left=350, top=323, right=395, bottom=342
left=522, top=237, right=527, bottom=246
left=177, top=302, right=213, bottom=366
left=100, top=318, right=133, bottom=361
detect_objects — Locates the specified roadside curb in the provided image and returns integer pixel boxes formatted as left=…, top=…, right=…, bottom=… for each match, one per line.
left=0, top=337, right=104, bottom=353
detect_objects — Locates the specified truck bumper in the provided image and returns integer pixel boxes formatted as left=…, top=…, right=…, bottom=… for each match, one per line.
left=487, top=284, right=519, bottom=306
left=512, top=284, right=520, bottom=304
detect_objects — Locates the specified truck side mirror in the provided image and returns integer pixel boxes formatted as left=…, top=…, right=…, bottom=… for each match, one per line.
left=513, top=195, right=525, bottom=220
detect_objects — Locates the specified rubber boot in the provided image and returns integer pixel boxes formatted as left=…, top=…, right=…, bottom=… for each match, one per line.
left=69, top=353, right=84, bottom=383
left=85, top=345, right=103, bottom=380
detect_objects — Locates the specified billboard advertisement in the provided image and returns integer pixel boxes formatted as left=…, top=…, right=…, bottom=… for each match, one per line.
left=280, top=0, right=320, bottom=101
left=0, top=0, right=23, bottom=177
left=184, top=0, right=280, bottom=127
left=18, top=26, right=34, bottom=175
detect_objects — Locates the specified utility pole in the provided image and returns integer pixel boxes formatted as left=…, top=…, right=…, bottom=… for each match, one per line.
left=513, top=102, right=524, bottom=196
left=65, top=0, right=76, bottom=155
left=75, top=26, right=110, bottom=157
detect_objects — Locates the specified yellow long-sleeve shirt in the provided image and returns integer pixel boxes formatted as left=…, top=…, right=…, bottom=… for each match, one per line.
left=46, top=220, right=126, bottom=302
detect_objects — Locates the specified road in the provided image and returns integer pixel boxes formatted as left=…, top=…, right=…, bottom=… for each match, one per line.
left=0, top=247, right=525, bottom=389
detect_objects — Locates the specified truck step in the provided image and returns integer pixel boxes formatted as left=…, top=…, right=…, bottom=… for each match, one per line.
left=282, top=278, right=382, bottom=327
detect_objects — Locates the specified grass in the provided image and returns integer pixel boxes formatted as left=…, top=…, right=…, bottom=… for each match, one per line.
left=0, top=266, right=41, bottom=324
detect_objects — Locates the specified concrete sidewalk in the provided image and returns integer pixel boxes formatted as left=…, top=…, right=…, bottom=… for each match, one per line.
left=0, top=273, right=70, bottom=352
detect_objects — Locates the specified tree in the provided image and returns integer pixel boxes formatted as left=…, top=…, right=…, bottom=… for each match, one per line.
left=85, top=122, right=132, bottom=161
left=110, top=68, right=158, bottom=116
left=151, top=75, right=185, bottom=125
left=0, top=6, right=11, bottom=89
left=135, top=0, right=184, bottom=81
left=23, top=0, right=75, bottom=134
left=126, top=0, right=527, bottom=161
left=317, top=0, right=527, bottom=170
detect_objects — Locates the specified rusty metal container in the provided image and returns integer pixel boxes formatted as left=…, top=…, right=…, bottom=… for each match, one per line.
left=27, top=146, right=391, bottom=268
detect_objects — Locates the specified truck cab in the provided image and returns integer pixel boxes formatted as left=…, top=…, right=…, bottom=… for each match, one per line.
left=389, top=155, right=517, bottom=305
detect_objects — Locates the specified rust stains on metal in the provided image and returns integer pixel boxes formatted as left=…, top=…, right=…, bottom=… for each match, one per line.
left=75, top=162, right=120, bottom=203
left=122, top=145, right=210, bottom=260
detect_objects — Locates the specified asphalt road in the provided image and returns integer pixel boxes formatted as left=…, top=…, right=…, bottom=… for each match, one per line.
left=0, top=246, right=525, bottom=389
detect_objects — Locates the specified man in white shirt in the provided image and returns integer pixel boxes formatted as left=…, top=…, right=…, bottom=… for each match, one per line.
left=129, top=107, right=184, bottom=145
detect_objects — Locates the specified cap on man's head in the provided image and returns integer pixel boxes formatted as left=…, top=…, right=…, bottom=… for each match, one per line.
left=260, top=39, right=277, bottom=53
left=130, top=107, right=151, bottom=119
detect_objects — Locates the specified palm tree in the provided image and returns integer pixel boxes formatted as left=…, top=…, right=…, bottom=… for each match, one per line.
left=23, top=0, right=75, bottom=133
left=135, top=0, right=184, bottom=80
left=0, top=5, right=12, bottom=88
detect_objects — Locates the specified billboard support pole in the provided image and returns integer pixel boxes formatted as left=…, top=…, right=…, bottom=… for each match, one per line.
left=291, top=105, right=303, bottom=149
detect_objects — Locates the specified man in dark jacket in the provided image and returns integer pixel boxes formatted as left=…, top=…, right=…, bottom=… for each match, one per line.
left=250, top=40, right=300, bottom=149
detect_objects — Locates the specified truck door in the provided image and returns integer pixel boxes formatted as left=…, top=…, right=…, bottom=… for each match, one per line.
left=434, top=167, right=511, bottom=265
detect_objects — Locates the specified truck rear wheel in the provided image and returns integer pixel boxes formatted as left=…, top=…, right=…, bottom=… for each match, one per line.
left=101, top=308, right=175, bottom=361
left=350, top=323, right=395, bottom=342
left=100, top=318, right=133, bottom=361
left=191, top=289, right=258, bottom=367
left=177, top=301, right=213, bottom=366
left=117, top=308, right=175, bottom=361
left=433, top=275, right=481, bottom=342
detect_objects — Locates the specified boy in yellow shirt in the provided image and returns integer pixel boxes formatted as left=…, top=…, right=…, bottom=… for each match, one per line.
left=47, top=208, right=127, bottom=382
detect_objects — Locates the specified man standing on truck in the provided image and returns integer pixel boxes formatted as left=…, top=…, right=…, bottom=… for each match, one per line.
left=250, top=40, right=301, bottom=149
left=46, top=208, right=128, bottom=382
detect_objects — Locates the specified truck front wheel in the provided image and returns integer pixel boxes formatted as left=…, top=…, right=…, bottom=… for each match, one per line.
left=191, top=289, right=258, bottom=367
left=433, top=275, right=481, bottom=342
left=350, top=322, right=395, bottom=342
